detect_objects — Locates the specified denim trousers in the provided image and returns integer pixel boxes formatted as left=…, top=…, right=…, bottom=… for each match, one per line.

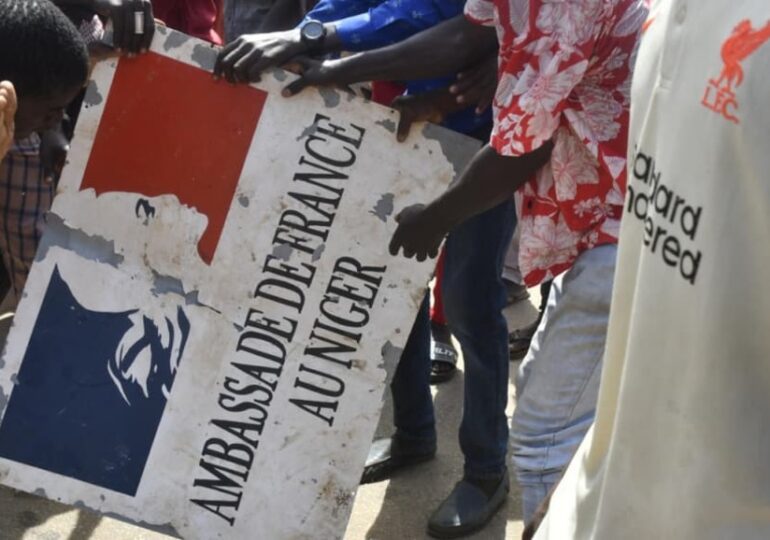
left=391, top=199, right=516, bottom=479
left=511, top=244, right=618, bottom=522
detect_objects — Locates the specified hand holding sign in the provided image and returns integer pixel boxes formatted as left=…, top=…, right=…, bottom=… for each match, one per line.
left=390, top=90, right=454, bottom=143
left=281, top=56, right=343, bottom=97
left=449, top=54, right=498, bottom=114
left=389, top=203, right=449, bottom=262
left=94, top=0, right=155, bottom=55
left=214, top=30, right=306, bottom=83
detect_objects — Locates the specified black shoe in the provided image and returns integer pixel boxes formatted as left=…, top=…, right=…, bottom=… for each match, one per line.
left=504, top=279, right=530, bottom=306
left=509, top=318, right=541, bottom=361
left=360, top=435, right=436, bottom=485
left=430, top=322, right=458, bottom=384
left=427, top=470, right=509, bottom=539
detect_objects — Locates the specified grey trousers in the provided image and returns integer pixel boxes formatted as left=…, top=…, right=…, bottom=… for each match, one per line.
left=511, top=243, right=617, bottom=522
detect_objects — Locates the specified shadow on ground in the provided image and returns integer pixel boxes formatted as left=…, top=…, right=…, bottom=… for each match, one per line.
left=0, top=485, right=101, bottom=540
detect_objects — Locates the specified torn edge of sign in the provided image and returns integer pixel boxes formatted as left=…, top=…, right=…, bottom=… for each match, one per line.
left=37, top=212, right=226, bottom=321
left=421, top=123, right=482, bottom=181
left=379, top=340, right=404, bottom=387
left=370, top=193, right=395, bottom=223
left=37, top=213, right=124, bottom=268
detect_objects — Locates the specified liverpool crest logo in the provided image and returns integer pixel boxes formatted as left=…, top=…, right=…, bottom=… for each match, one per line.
left=702, top=19, right=770, bottom=124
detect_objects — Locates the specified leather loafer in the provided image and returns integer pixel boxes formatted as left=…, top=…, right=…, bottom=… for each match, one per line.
left=360, top=435, right=436, bottom=485
left=427, top=470, right=509, bottom=539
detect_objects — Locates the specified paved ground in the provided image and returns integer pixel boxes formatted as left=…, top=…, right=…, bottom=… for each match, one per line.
left=0, top=289, right=540, bottom=540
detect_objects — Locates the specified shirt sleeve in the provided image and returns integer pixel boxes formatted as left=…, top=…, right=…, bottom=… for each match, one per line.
left=303, top=0, right=380, bottom=26
left=305, top=0, right=464, bottom=51
left=490, top=7, right=600, bottom=156
left=464, top=0, right=495, bottom=27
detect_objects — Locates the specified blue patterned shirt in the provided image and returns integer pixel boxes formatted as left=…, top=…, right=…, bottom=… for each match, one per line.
left=301, top=0, right=492, bottom=136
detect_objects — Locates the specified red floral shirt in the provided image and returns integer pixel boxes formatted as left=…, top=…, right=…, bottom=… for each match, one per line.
left=465, top=0, right=648, bottom=286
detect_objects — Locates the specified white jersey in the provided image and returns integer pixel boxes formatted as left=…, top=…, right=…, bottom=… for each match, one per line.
left=536, top=0, right=770, bottom=538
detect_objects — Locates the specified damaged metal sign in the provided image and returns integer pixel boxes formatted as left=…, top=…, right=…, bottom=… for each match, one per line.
left=0, top=28, right=480, bottom=539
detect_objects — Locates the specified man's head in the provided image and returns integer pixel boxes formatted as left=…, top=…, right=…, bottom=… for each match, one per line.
left=0, top=0, right=89, bottom=138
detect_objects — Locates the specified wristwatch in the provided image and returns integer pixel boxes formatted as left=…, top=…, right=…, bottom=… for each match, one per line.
left=299, top=20, right=327, bottom=52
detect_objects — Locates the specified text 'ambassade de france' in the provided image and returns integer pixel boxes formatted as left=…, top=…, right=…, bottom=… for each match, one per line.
left=189, top=113, right=387, bottom=526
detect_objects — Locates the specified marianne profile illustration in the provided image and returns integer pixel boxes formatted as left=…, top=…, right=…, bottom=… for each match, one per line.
left=0, top=266, right=190, bottom=496
left=108, top=297, right=190, bottom=407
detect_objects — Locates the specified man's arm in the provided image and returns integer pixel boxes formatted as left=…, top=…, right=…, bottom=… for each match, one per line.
left=216, top=0, right=463, bottom=82
left=53, top=0, right=154, bottom=54
left=216, top=0, right=377, bottom=82
left=216, top=12, right=495, bottom=84
left=325, top=16, right=495, bottom=84
left=308, top=0, right=466, bottom=53
left=279, top=16, right=495, bottom=96
left=385, top=55, right=497, bottom=141
left=213, top=25, right=344, bottom=82
left=389, top=143, right=553, bottom=261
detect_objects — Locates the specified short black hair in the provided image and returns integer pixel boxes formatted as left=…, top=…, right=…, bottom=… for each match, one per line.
left=0, top=0, right=89, bottom=98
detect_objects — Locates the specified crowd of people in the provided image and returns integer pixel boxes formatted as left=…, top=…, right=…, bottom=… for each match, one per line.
left=1, top=0, right=769, bottom=538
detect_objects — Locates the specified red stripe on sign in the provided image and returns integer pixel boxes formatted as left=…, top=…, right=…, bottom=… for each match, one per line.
left=81, top=52, right=267, bottom=265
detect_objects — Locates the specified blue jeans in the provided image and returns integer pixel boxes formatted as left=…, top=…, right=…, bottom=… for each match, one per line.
left=391, top=199, right=516, bottom=478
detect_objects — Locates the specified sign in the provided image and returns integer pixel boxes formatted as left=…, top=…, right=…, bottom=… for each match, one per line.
left=0, top=28, right=480, bottom=539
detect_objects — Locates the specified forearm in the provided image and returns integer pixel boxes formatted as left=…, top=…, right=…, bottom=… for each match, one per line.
left=428, top=143, right=553, bottom=231
left=323, top=16, right=496, bottom=85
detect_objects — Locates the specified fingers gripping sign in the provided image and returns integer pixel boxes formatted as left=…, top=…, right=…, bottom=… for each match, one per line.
left=450, top=55, right=498, bottom=114
left=389, top=204, right=447, bottom=262
left=395, top=105, right=416, bottom=143
left=214, top=31, right=306, bottom=84
left=281, top=57, right=338, bottom=97
left=96, top=0, right=155, bottom=55
left=215, top=37, right=261, bottom=83
left=391, top=94, right=447, bottom=143
left=129, top=0, right=155, bottom=55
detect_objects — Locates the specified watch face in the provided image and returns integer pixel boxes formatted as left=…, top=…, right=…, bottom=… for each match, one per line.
left=303, top=21, right=324, bottom=40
